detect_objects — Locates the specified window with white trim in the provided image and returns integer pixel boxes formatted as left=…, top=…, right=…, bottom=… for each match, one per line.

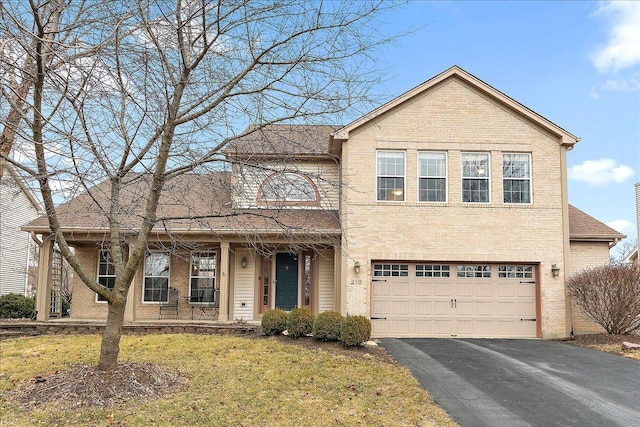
left=498, top=265, right=533, bottom=279
left=373, top=263, right=409, bottom=277
left=96, top=250, right=115, bottom=302
left=461, top=152, right=490, bottom=203
left=416, top=264, right=450, bottom=277
left=259, top=172, right=317, bottom=202
left=143, top=252, right=170, bottom=302
left=377, top=151, right=405, bottom=201
left=456, top=265, right=491, bottom=278
left=503, top=153, right=531, bottom=204
left=190, top=252, right=216, bottom=303
left=418, top=152, right=447, bottom=202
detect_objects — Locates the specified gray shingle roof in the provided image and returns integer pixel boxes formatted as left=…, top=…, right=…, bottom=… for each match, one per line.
left=224, top=124, right=337, bottom=158
left=569, top=204, right=626, bottom=241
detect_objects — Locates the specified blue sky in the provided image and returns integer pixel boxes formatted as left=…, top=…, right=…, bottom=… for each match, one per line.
left=373, top=1, right=639, bottom=253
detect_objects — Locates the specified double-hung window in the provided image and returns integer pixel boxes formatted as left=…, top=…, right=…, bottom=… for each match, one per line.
left=461, top=152, right=490, bottom=203
left=377, top=151, right=405, bottom=201
left=418, top=152, right=447, bottom=202
left=190, top=252, right=216, bottom=303
left=96, top=250, right=116, bottom=302
left=503, top=153, right=531, bottom=204
left=143, top=252, right=170, bottom=302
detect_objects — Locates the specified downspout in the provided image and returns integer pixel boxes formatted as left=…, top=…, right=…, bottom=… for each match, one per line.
left=561, top=140, right=577, bottom=338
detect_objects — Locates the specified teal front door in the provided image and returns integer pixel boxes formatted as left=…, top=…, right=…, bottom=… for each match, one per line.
left=275, top=253, right=298, bottom=310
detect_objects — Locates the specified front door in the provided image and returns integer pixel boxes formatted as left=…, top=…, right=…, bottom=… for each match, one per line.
left=275, top=253, right=298, bottom=310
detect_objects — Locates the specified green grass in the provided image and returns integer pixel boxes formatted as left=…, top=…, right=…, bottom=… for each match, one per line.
left=0, top=334, right=457, bottom=426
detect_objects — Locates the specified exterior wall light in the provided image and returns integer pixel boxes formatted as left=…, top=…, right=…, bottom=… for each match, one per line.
left=551, top=264, right=560, bottom=277
left=354, top=261, right=360, bottom=274
left=241, top=256, right=248, bottom=268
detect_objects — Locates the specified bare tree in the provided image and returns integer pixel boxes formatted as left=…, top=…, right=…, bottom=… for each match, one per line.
left=611, top=239, right=637, bottom=264
left=1, top=0, right=394, bottom=370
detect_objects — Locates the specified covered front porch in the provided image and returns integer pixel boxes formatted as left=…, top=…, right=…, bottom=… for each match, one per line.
left=33, top=235, right=342, bottom=323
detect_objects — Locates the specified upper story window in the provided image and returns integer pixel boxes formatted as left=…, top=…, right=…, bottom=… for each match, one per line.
left=418, top=152, right=447, bottom=202
left=96, top=250, right=115, bottom=302
left=144, top=252, right=170, bottom=302
left=377, top=151, right=405, bottom=201
left=503, top=153, right=531, bottom=204
left=259, top=172, right=318, bottom=204
left=461, top=152, right=490, bottom=203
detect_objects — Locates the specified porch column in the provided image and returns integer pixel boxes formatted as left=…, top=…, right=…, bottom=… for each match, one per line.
left=124, top=245, right=135, bottom=322
left=218, top=241, right=230, bottom=321
left=35, top=236, right=53, bottom=321
left=334, top=245, right=344, bottom=314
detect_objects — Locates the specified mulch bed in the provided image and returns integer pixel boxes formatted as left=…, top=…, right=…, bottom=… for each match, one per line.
left=256, top=334, right=399, bottom=365
left=9, top=363, right=187, bottom=409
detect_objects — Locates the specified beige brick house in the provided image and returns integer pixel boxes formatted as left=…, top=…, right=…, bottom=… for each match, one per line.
left=24, top=66, right=623, bottom=338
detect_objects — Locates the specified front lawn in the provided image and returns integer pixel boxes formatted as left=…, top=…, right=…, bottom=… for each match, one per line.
left=0, top=334, right=457, bottom=426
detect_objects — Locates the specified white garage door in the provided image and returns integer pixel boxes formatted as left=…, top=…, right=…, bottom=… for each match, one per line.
left=371, top=263, right=537, bottom=338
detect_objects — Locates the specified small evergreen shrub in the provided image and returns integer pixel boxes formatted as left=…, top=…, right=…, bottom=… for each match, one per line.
left=313, top=311, right=344, bottom=341
left=287, top=307, right=315, bottom=338
left=0, top=293, right=35, bottom=319
left=339, top=315, right=371, bottom=347
left=261, top=308, right=288, bottom=335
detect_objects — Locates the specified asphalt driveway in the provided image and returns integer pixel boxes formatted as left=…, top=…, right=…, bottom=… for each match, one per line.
left=380, top=339, right=640, bottom=427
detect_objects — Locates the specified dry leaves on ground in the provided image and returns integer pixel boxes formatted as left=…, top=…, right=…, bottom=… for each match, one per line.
left=10, top=362, right=187, bottom=409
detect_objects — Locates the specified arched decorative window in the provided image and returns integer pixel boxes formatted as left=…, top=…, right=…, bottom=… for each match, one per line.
left=258, top=172, right=319, bottom=204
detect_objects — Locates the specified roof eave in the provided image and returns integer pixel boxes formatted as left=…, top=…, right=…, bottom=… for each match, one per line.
left=332, top=65, right=580, bottom=145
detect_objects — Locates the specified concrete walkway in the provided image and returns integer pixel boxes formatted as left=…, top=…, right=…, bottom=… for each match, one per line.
left=380, top=338, right=640, bottom=427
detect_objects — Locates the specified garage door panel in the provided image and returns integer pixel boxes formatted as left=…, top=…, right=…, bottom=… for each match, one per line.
left=393, top=301, right=410, bottom=315
left=392, top=319, right=410, bottom=334
left=457, top=283, right=474, bottom=297
left=516, top=301, right=535, bottom=316
left=517, top=284, right=535, bottom=297
left=476, top=301, right=494, bottom=316
left=498, top=301, right=517, bottom=315
left=415, top=301, right=432, bottom=315
left=498, top=283, right=516, bottom=297
left=371, top=263, right=537, bottom=338
left=393, top=282, right=410, bottom=296
left=434, top=320, right=453, bottom=335
left=415, top=283, right=435, bottom=296
left=372, top=300, right=390, bottom=315
left=456, top=301, right=475, bottom=316
left=372, top=282, right=390, bottom=297
left=434, top=283, right=452, bottom=296
left=433, top=300, right=451, bottom=315
left=415, top=320, right=433, bottom=335
left=476, top=283, right=493, bottom=297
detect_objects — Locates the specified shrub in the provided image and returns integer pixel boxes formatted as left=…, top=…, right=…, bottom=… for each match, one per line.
left=566, top=263, right=640, bottom=335
left=261, top=308, right=288, bottom=335
left=287, top=307, right=315, bottom=338
left=313, top=311, right=344, bottom=341
left=339, top=315, right=371, bottom=347
left=0, top=293, right=35, bottom=319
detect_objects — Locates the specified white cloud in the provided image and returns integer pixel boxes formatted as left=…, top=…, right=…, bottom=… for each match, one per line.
left=590, top=2, right=640, bottom=73
left=601, top=73, right=640, bottom=92
left=568, top=158, right=635, bottom=185
left=606, top=219, right=635, bottom=234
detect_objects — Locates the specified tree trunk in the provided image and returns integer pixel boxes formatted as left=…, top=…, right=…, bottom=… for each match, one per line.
left=98, top=300, right=126, bottom=371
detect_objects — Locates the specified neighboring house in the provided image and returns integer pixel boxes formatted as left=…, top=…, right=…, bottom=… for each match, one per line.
left=23, top=66, right=625, bottom=338
left=0, top=165, right=42, bottom=296
left=626, top=182, right=639, bottom=264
